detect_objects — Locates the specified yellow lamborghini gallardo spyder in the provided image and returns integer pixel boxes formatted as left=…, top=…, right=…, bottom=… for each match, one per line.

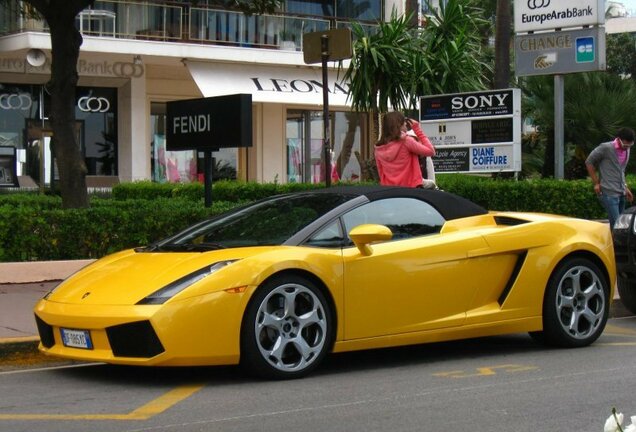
left=34, top=186, right=615, bottom=379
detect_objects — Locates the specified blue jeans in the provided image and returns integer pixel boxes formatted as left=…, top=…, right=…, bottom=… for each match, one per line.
left=599, top=193, right=625, bottom=228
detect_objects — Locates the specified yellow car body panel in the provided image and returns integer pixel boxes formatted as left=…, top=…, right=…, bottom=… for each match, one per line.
left=34, top=204, right=615, bottom=368
left=36, top=245, right=346, bottom=365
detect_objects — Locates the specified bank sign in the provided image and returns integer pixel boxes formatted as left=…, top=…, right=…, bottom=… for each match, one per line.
left=166, top=94, right=252, bottom=151
left=514, top=0, right=604, bottom=33
left=419, top=89, right=521, bottom=173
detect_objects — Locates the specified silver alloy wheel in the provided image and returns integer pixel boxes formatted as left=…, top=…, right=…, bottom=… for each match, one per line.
left=555, top=265, right=606, bottom=339
left=254, top=282, right=328, bottom=373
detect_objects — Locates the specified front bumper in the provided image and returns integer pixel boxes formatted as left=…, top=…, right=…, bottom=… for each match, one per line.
left=33, top=290, right=246, bottom=366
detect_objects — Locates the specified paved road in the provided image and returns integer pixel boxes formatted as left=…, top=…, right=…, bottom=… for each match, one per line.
left=1, top=316, right=635, bottom=432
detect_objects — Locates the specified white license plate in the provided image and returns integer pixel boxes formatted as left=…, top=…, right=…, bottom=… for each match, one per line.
left=60, top=328, right=93, bottom=350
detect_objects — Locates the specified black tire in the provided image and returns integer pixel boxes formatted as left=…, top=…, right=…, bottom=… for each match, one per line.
left=617, top=276, right=636, bottom=315
left=240, top=274, right=334, bottom=379
left=536, top=257, right=609, bottom=348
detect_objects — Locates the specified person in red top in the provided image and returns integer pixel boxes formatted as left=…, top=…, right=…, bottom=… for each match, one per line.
left=374, top=112, right=436, bottom=187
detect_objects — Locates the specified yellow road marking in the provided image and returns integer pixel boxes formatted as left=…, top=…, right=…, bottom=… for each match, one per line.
left=604, top=324, right=636, bottom=337
left=599, top=342, right=636, bottom=346
left=0, top=383, right=204, bottom=421
left=433, top=364, right=538, bottom=378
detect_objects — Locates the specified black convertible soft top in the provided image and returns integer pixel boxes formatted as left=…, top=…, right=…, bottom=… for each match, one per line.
left=312, top=185, right=488, bottom=221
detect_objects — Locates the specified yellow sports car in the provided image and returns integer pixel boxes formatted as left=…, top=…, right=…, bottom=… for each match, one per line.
left=34, top=186, right=615, bottom=379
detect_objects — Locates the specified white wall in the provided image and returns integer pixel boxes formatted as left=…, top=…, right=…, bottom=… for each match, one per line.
left=258, top=103, right=286, bottom=183
left=117, top=74, right=149, bottom=181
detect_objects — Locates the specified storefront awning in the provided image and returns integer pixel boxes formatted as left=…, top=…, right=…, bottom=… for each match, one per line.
left=185, top=60, right=351, bottom=107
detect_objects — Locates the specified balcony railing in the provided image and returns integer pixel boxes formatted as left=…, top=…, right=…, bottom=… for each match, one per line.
left=77, top=0, right=183, bottom=40
left=1, top=0, right=374, bottom=51
left=189, top=8, right=329, bottom=51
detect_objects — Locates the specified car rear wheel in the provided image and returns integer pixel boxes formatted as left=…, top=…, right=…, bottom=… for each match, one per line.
left=241, top=275, right=333, bottom=379
left=617, top=276, right=636, bottom=315
left=536, top=257, right=609, bottom=347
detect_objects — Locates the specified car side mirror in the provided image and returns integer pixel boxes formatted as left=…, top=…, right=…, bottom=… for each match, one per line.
left=349, top=224, right=393, bottom=256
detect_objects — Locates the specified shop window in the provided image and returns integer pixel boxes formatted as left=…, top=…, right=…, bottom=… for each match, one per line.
left=0, top=84, right=40, bottom=183
left=150, top=102, right=237, bottom=183
left=0, top=83, right=117, bottom=187
left=420, top=0, right=447, bottom=17
left=286, top=109, right=365, bottom=184
left=74, top=87, right=118, bottom=176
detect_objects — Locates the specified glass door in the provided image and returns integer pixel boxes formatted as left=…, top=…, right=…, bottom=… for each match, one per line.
left=286, top=109, right=366, bottom=183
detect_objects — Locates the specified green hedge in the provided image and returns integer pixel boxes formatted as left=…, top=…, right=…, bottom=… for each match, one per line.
left=0, top=198, right=240, bottom=262
left=0, top=177, right=621, bottom=262
left=436, top=176, right=607, bottom=220
left=111, top=180, right=333, bottom=202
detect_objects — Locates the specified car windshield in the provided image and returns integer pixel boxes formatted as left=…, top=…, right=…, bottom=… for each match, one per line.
left=149, top=193, right=352, bottom=251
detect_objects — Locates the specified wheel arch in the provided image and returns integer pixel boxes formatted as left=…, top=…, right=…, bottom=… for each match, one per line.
left=240, top=268, right=339, bottom=351
left=534, top=250, right=612, bottom=323
left=534, top=249, right=612, bottom=347
left=551, top=250, right=612, bottom=292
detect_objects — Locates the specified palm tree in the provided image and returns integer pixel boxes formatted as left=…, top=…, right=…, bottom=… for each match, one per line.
left=407, top=0, right=490, bottom=105
left=344, top=10, right=418, bottom=142
left=343, top=0, right=489, bottom=180
left=345, top=0, right=490, bottom=131
left=493, top=0, right=511, bottom=89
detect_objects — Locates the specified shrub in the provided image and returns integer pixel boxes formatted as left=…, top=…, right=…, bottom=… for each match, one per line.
left=0, top=177, right=616, bottom=262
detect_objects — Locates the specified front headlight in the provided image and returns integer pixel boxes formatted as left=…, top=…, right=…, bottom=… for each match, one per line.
left=614, top=213, right=633, bottom=231
left=137, top=260, right=238, bottom=305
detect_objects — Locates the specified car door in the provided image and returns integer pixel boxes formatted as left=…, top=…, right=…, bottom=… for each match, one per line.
left=340, top=197, right=491, bottom=340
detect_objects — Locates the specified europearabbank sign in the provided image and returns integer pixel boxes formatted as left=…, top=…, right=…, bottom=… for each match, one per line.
left=514, top=0, right=604, bottom=33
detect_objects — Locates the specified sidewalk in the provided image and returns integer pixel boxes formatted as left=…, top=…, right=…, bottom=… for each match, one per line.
left=0, top=260, right=94, bottom=342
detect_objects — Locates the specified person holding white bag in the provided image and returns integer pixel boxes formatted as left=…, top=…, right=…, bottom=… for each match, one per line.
left=407, top=127, right=438, bottom=189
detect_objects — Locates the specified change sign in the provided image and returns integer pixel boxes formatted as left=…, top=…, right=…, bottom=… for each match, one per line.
left=515, top=27, right=606, bottom=76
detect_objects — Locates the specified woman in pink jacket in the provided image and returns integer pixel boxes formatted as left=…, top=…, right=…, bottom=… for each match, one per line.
left=374, top=112, right=436, bottom=187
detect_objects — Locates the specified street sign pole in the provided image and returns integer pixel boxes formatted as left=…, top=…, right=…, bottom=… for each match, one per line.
left=321, top=34, right=331, bottom=187
left=303, top=28, right=352, bottom=188
left=165, top=94, right=252, bottom=208
left=554, top=75, right=564, bottom=180
left=513, top=0, right=605, bottom=179
left=204, top=149, right=217, bottom=208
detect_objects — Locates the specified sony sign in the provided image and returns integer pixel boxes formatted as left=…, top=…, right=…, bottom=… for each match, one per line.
left=514, top=0, right=604, bottom=33
left=421, top=89, right=515, bottom=121
left=419, top=89, right=521, bottom=174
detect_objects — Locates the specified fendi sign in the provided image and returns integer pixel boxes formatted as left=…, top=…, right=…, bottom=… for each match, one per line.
left=166, top=94, right=252, bottom=151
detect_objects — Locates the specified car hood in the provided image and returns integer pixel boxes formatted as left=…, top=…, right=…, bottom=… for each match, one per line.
left=45, top=247, right=276, bottom=305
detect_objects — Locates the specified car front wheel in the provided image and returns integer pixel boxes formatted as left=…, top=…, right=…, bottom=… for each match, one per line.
left=537, top=257, right=609, bottom=348
left=240, top=275, right=333, bottom=379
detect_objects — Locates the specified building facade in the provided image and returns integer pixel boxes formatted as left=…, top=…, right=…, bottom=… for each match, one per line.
left=0, top=0, right=444, bottom=189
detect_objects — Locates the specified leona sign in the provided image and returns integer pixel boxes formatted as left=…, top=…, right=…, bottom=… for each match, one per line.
left=514, top=0, right=605, bottom=33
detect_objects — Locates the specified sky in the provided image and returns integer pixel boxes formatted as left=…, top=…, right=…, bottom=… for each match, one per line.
left=618, top=0, right=636, bottom=14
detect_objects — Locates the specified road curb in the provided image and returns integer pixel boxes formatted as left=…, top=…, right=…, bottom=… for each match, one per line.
left=0, top=339, right=40, bottom=362
left=0, top=260, right=94, bottom=284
